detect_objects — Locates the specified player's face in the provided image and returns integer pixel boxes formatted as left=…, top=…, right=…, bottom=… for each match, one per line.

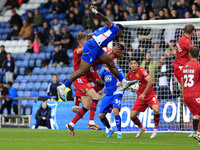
left=129, top=60, right=138, bottom=72
left=42, top=102, right=47, bottom=109
left=115, top=50, right=125, bottom=58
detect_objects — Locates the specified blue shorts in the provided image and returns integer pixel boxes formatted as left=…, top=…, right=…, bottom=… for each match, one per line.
left=81, top=39, right=105, bottom=64
left=99, top=94, right=122, bottom=114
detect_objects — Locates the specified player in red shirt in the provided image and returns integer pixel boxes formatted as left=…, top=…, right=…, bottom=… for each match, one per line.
left=181, top=47, right=200, bottom=144
left=127, top=58, right=160, bottom=139
left=173, top=24, right=195, bottom=84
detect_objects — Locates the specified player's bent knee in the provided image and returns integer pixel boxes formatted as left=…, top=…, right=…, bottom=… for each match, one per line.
left=99, top=113, right=105, bottom=119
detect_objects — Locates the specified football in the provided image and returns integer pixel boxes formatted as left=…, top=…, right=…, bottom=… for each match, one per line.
left=129, top=82, right=139, bottom=92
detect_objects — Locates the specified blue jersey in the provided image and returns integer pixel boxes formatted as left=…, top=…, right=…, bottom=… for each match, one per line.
left=99, top=66, right=125, bottom=96
left=92, top=23, right=119, bottom=48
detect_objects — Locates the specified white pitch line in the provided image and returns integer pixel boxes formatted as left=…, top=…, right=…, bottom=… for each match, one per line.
left=0, top=138, right=198, bottom=146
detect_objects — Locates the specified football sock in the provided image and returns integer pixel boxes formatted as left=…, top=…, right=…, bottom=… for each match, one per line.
left=115, top=115, right=121, bottom=132
left=101, top=117, right=111, bottom=129
left=132, top=117, right=143, bottom=128
left=193, top=118, right=199, bottom=132
left=154, top=114, right=160, bottom=129
left=89, top=100, right=98, bottom=122
left=116, top=73, right=124, bottom=81
left=75, top=97, right=80, bottom=107
left=93, top=84, right=104, bottom=92
left=71, top=107, right=89, bottom=124
left=64, top=79, right=72, bottom=87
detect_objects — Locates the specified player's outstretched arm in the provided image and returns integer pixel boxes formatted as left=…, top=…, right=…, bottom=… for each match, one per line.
left=90, top=5, right=112, bottom=27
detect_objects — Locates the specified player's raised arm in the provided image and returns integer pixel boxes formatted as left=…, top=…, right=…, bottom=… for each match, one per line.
left=90, top=5, right=112, bottom=27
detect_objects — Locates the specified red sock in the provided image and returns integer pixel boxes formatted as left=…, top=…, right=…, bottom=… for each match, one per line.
left=75, top=97, right=80, bottom=107
left=133, top=117, right=143, bottom=128
left=93, top=85, right=104, bottom=92
left=198, top=120, right=200, bottom=132
left=89, top=100, right=98, bottom=121
left=71, top=107, right=88, bottom=124
left=154, top=114, right=160, bottom=129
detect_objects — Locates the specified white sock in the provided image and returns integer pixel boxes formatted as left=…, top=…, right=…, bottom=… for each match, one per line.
left=108, top=127, right=112, bottom=131
left=154, top=129, right=158, bottom=132
left=122, top=79, right=126, bottom=83
left=89, top=120, right=95, bottom=125
left=69, top=122, right=74, bottom=127
left=60, top=84, right=66, bottom=90
left=117, top=131, right=121, bottom=134
left=197, top=131, right=200, bottom=135
left=74, top=106, right=79, bottom=109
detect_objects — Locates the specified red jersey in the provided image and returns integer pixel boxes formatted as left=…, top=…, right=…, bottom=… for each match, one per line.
left=93, top=47, right=115, bottom=68
left=127, top=67, right=156, bottom=98
left=173, top=35, right=193, bottom=67
left=73, top=46, right=82, bottom=72
left=182, top=60, right=200, bottom=98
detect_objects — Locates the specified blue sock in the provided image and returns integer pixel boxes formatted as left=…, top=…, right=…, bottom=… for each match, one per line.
left=64, top=79, right=72, bottom=87
left=115, top=115, right=121, bottom=132
left=116, top=73, right=124, bottom=81
left=101, top=117, right=110, bottom=129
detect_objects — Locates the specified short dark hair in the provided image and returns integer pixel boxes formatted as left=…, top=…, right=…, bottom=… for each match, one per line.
left=129, top=57, right=139, bottom=63
left=190, top=47, right=199, bottom=58
left=115, top=44, right=125, bottom=51
left=7, top=81, right=13, bottom=86
left=117, top=24, right=124, bottom=31
left=1, top=45, right=5, bottom=48
left=184, top=24, right=195, bottom=34
left=53, top=74, right=58, bottom=77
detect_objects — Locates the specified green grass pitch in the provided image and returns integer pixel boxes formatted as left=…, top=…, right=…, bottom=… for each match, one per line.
left=0, top=128, right=199, bottom=150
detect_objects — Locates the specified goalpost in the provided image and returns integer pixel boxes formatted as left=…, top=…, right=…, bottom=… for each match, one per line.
left=108, top=18, right=200, bottom=133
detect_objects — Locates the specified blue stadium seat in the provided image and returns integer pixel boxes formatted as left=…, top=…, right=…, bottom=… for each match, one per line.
left=67, top=49, right=74, bottom=58
left=31, top=91, right=39, bottom=97
left=31, top=53, right=39, bottom=60
left=25, top=82, right=33, bottom=91
left=71, top=84, right=76, bottom=91
left=24, top=53, right=31, bottom=60
left=29, top=75, right=38, bottom=82
left=39, top=91, right=47, bottom=97
left=3, top=28, right=11, bottom=34
left=68, top=67, right=74, bottom=74
left=71, top=31, right=79, bottom=38
left=50, top=20, right=54, bottom=26
left=18, top=83, right=26, bottom=91
left=37, top=75, right=45, bottom=82
left=13, top=83, right=19, bottom=89
left=40, top=82, right=48, bottom=91
left=12, top=53, right=18, bottom=59
left=22, top=60, right=29, bottom=68
left=17, top=91, right=24, bottom=97
left=59, top=74, right=67, bottom=82
left=1, top=34, right=7, bottom=40
left=40, top=8, right=49, bottom=15
left=76, top=25, right=84, bottom=31
left=16, top=75, right=23, bottom=83
left=37, top=27, right=44, bottom=33
left=59, top=19, right=66, bottom=25
left=45, top=52, right=51, bottom=60
left=62, top=67, right=73, bottom=74
left=36, top=59, right=42, bottom=67
left=19, top=67, right=25, bottom=75
left=47, top=67, right=55, bottom=74
left=38, top=53, right=46, bottom=60
left=33, top=82, right=41, bottom=91
left=55, top=67, right=62, bottom=74
left=15, top=60, right=22, bottom=67
left=24, top=91, right=31, bottom=97
left=32, top=67, right=40, bottom=75
left=39, top=67, right=48, bottom=75
left=29, top=60, right=35, bottom=68
left=47, top=45, right=55, bottom=52
left=59, top=13, right=66, bottom=19
left=44, top=74, right=52, bottom=82
left=26, top=100, right=35, bottom=106
left=21, top=100, right=28, bottom=107
left=61, top=67, right=68, bottom=74
left=17, top=54, right=25, bottom=60
left=46, top=14, right=54, bottom=20
left=23, top=75, right=31, bottom=82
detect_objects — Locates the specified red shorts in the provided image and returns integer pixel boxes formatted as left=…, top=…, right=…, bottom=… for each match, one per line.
left=173, top=66, right=183, bottom=84
left=132, top=95, right=159, bottom=112
left=73, top=76, right=93, bottom=97
left=86, top=67, right=102, bottom=82
left=184, top=97, right=200, bottom=116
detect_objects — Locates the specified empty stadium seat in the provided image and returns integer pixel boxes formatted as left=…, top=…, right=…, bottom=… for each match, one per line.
left=17, top=91, right=24, bottom=97
left=32, top=67, right=40, bottom=75
left=15, top=60, right=23, bottom=67
left=29, top=60, right=35, bottom=68
left=37, top=53, right=46, bottom=60
left=45, top=52, right=51, bottom=60
left=37, top=75, right=45, bottom=82
left=23, top=75, right=31, bottom=82
left=36, top=59, right=42, bottom=67
left=16, top=75, right=23, bottom=83
left=24, top=91, right=31, bottom=97
left=24, top=53, right=31, bottom=60
left=18, top=83, right=26, bottom=90
left=19, top=67, right=26, bottom=75
left=40, top=82, right=48, bottom=91
left=13, top=83, right=19, bottom=89
left=22, top=60, right=29, bottom=68
left=29, top=75, right=38, bottom=82
left=67, top=49, right=74, bottom=58
left=55, top=67, right=62, bottom=74
left=25, top=82, right=34, bottom=91
left=59, top=74, right=67, bottom=82
left=44, top=74, right=52, bottom=82
left=47, top=67, right=55, bottom=74
left=31, top=53, right=39, bottom=60
left=31, top=91, right=39, bottom=97
left=47, top=45, right=55, bottom=52
left=38, top=91, right=47, bottom=97
left=33, top=82, right=41, bottom=90
left=39, top=67, right=48, bottom=75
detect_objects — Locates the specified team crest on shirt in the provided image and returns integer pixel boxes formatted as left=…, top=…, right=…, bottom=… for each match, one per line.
left=136, top=73, right=140, bottom=78
left=87, top=83, right=92, bottom=87
left=196, top=98, right=200, bottom=103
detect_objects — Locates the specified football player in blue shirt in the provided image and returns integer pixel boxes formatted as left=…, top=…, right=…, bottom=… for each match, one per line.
left=99, top=65, right=125, bottom=138
left=57, top=5, right=136, bottom=103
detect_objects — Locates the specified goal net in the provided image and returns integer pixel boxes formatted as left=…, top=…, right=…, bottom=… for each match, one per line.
left=108, top=18, right=200, bottom=132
